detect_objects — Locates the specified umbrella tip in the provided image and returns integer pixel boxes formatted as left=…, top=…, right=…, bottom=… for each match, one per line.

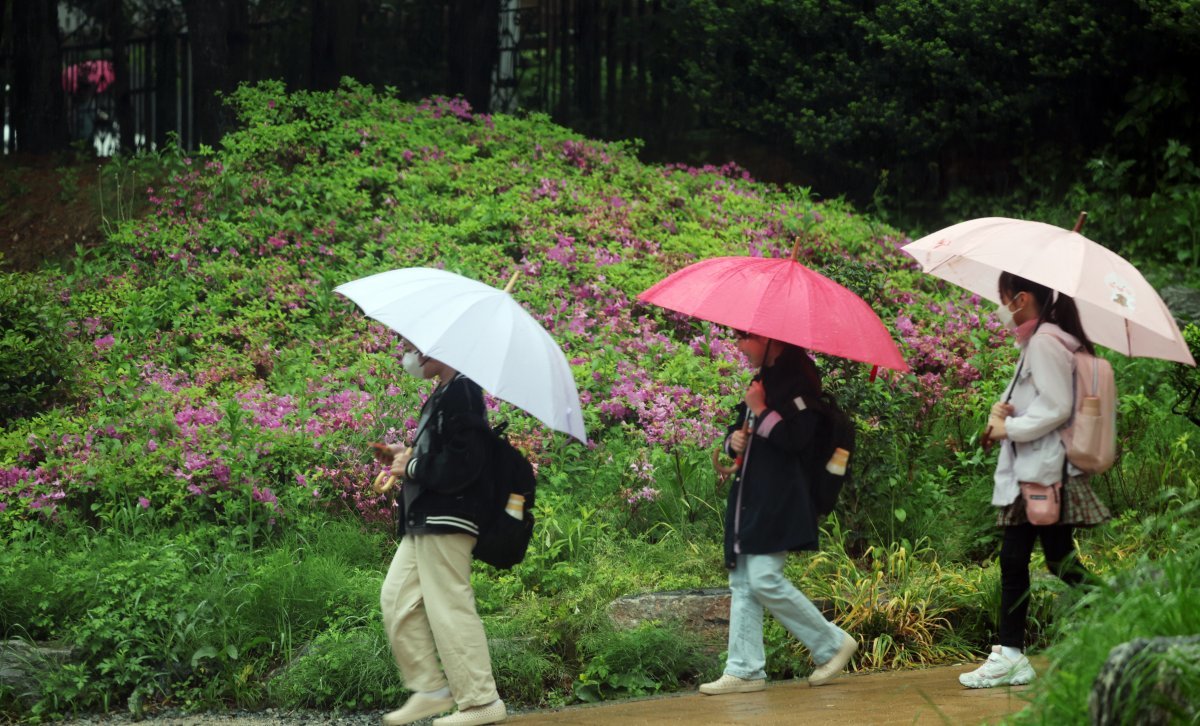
left=1072, top=211, right=1087, bottom=233
left=789, top=237, right=803, bottom=262
left=504, top=270, right=520, bottom=293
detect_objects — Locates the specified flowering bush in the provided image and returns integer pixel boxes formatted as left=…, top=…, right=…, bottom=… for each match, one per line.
left=1, top=79, right=975, bottom=535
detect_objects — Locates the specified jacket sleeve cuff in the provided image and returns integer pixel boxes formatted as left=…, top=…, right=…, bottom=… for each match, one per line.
left=756, top=410, right=781, bottom=437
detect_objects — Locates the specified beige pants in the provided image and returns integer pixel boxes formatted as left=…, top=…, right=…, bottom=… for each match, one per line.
left=380, top=533, right=499, bottom=709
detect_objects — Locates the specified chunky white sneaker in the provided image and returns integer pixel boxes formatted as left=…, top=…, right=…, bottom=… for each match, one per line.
left=958, top=652, right=1036, bottom=688
left=699, top=673, right=767, bottom=695
left=808, top=633, right=859, bottom=686
left=382, top=691, right=455, bottom=725
left=432, top=699, right=507, bottom=726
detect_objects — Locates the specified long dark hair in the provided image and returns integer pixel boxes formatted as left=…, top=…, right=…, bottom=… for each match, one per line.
left=998, top=272, right=1095, bottom=355
left=761, top=341, right=823, bottom=412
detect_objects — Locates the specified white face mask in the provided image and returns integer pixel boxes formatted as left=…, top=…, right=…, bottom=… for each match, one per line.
left=401, top=351, right=428, bottom=378
left=995, top=294, right=1023, bottom=329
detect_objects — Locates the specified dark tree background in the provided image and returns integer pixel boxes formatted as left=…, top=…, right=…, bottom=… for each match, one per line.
left=181, top=0, right=249, bottom=147
left=10, top=0, right=67, bottom=153
left=1, top=0, right=1198, bottom=255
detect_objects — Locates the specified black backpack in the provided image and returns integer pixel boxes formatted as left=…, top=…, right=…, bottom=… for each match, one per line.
left=472, top=422, right=537, bottom=570
left=807, top=393, right=855, bottom=518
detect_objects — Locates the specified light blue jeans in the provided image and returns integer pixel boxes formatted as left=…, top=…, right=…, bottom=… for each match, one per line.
left=724, top=552, right=846, bottom=680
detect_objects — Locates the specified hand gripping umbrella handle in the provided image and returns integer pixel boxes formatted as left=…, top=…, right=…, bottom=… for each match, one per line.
left=712, top=415, right=755, bottom=485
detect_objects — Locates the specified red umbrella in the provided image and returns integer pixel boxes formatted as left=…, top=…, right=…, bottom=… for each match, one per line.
left=638, top=250, right=909, bottom=372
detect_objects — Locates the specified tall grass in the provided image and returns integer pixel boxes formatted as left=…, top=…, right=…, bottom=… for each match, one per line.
left=1009, top=483, right=1200, bottom=724
left=0, top=519, right=392, bottom=717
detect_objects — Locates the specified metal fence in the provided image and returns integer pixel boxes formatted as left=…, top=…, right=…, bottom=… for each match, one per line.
left=3, top=32, right=193, bottom=157
left=3, top=1, right=674, bottom=157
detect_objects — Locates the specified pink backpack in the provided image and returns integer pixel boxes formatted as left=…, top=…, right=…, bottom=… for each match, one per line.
left=1055, top=339, right=1118, bottom=474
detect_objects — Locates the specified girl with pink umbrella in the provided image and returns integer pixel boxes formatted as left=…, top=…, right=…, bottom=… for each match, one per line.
left=959, top=272, right=1110, bottom=688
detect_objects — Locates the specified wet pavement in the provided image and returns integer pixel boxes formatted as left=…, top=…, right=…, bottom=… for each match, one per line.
left=508, top=661, right=1036, bottom=725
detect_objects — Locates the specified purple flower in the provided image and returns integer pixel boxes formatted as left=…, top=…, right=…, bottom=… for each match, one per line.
left=626, top=486, right=660, bottom=505
left=94, top=334, right=115, bottom=351
left=146, top=439, right=158, bottom=452
left=138, top=497, right=151, bottom=508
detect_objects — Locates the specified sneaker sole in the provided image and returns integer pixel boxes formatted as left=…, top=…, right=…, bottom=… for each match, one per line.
left=699, top=684, right=766, bottom=695
left=383, top=699, right=456, bottom=725
left=959, top=673, right=1036, bottom=689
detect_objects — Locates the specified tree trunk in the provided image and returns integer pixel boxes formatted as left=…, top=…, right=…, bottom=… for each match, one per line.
left=11, top=0, right=67, bottom=153
left=105, top=0, right=135, bottom=152
left=181, top=0, right=249, bottom=149
left=310, top=0, right=362, bottom=91
left=447, top=0, right=501, bottom=113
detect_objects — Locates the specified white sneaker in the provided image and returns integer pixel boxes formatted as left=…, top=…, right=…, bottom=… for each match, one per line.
left=699, top=673, right=767, bottom=695
left=958, top=651, right=1036, bottom=688
left=432, top=699, right=507, bottom=726
left=808, top=633, right=859, bottom=686
left=382, top=691, right=456, bottom=725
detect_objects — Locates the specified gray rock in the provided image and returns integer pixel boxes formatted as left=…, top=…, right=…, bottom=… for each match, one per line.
left=0, top=638, right=75, bottom=703
left=1161, top=286, right=1200, bottom=327
left=1089, top=634, right=1200, bottom=725
left=607, top=587, right=838, bottom=645
left=608, top=588, right=733, bottom=642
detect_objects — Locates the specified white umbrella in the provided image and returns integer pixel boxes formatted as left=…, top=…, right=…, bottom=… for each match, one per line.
left=902, top=215, right=1195, bottom=365
left=336, top=267, right=588, bottom=442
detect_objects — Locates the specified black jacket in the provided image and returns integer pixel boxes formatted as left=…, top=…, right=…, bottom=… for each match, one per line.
left=398, top=374, right=489, bottom=537
left=722, top=350, right=823, bottom=568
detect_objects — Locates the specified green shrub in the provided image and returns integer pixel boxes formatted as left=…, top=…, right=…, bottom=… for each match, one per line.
left=0, top=271, right=74, bottom=424
left=1010, top=489, right=1200, bottom=724
left=485, top=617, right=569, bottom=708
left=573, top=622, right=714, bottom=702
left=269, top=625, right=402, bottom=710
left=1168, top=323, right=1200, bottom=426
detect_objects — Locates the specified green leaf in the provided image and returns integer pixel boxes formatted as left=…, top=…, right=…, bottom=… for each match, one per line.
left=190, top=645, right=218, bottom=668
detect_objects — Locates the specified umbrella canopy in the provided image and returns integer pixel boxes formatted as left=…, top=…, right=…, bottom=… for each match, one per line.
left=336, top=267, right=587, bottom=443
left=902, top=216, right=1195, bottom=365
left=637, top=254, right=910, bottom=372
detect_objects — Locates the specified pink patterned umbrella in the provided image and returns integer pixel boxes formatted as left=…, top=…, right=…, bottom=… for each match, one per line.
left=902, top=214, right=1194, bottom=365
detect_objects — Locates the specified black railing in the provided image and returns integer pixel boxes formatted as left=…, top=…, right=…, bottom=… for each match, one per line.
left=3, top=2, right=678, bottom=157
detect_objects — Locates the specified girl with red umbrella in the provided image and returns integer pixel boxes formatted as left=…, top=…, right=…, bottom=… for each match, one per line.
left=637, top=244, right=908, bottom=694
left=698, top=331, right=859, bottom=695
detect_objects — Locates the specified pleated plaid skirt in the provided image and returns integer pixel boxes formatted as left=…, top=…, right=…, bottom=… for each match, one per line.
left=997, top=475, right=1111, bottom=528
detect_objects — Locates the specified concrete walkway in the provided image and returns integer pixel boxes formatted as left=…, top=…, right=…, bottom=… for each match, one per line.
left=508, top=661, right=1036, bottom=725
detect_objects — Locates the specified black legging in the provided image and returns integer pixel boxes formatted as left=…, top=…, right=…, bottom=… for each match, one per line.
left=998, top=523, right=1093, bottom=649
